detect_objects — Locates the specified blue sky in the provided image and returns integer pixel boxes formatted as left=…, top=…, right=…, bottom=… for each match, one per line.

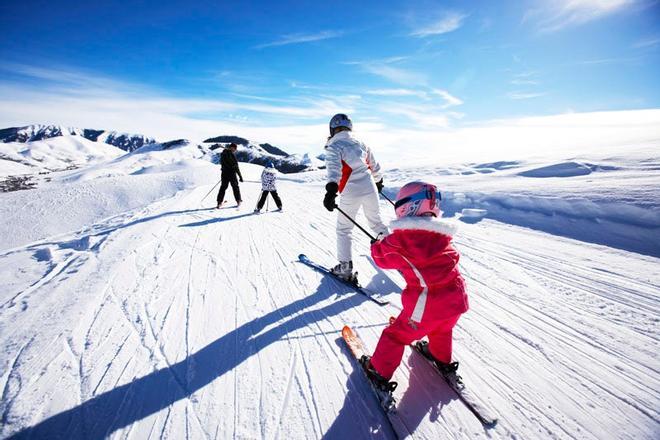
left=0, top=0, right=659, bottom=156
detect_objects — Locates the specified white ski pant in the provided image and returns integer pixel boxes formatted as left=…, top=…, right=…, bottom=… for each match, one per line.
left=336, top=191, right=388, bottom=262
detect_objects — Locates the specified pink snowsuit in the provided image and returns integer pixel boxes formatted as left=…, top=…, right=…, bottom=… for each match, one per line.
left=369, top=217, right=469, bottom=380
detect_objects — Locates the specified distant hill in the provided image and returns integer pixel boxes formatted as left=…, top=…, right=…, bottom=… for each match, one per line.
left=205, top=136, right=323, bottom=173
left=203, top=135, right=249, bottom=145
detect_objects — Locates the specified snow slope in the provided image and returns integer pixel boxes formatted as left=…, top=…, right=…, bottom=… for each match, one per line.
left=0, top=143, right=658, bottom=439
left=0, top=136, right=124, bottom=178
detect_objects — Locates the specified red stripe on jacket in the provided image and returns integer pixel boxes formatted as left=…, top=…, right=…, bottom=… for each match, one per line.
left=338, top=160, right=353, bottom=193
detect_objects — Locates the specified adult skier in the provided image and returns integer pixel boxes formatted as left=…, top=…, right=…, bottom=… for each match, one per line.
left=360, top=181, right=470, bottom=387
left=254, top=162, right=283, bottom=213
left=323, top=113, right=388, bottom=280
left=216, top=143, right=243, bottom=208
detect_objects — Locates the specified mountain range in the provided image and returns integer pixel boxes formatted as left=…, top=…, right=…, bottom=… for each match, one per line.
left=0, top=124, right=155, bottom=152
left=0, top=124, right=324, bottom=181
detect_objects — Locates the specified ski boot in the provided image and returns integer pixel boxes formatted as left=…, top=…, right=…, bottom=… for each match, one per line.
left=330, top=261, right=358, bottom=284
left=359, top=355, right=398, bottom=393
left=415, top=340, right=461, bottom=380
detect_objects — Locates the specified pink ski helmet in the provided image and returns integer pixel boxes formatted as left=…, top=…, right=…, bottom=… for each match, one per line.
left=394, top=181, right=441, bottom=218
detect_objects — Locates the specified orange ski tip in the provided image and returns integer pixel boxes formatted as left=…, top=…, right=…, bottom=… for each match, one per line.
left=341, top=325, right=353, bottom=337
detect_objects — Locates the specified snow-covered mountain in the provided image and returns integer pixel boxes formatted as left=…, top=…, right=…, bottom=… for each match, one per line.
left=0, top=124, right=156, bottom=152
left=205, top=135, right=324, bottom=173
left=0, top=135, right=125, bottom=183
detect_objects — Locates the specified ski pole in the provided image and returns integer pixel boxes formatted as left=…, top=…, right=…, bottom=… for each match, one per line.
left=201, top=178, right=222, bottom=203
left=380, top=191, right=396, bottom=207
left=335, top=206, right=377, bottom=242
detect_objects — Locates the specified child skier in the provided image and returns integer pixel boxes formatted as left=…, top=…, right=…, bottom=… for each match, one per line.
left=323, top=113, right=388, bottom=281
left=360, top=181, right=469, bottom=387
left=254, top=162, right=282, bottom=213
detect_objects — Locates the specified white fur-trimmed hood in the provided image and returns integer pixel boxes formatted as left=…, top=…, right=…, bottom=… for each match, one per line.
left=389, top=217, right=458, bottom=237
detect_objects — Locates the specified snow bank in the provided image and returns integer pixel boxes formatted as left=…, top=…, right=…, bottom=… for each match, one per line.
left=383, top=142, right=660, bottom=257
left=518, top=161, right=593, bottom=178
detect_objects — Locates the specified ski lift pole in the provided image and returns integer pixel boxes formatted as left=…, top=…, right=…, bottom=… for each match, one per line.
left=201, top=178, right=222, bottom=203
left=335, top=206, right=377, bottom=242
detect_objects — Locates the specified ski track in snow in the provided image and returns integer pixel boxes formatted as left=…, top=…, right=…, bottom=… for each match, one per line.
left=0, top=177, right=658, bottom=440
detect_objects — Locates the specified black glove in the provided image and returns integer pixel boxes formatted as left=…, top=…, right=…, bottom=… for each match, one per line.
left=376, top=179, right=384, bottom=193
left=239, top=177, right=244, bottom=182
left=323, top=182, right=339, bottom=211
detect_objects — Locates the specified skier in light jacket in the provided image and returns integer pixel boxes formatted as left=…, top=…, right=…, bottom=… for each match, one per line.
left=254, top=162, right=283, bottom=213
left=323, top=113, right=388, bottom=280
left=360, top=181, right=469, bottom=387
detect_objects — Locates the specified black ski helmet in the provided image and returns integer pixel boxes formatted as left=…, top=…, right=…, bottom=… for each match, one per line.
left=329, top=113, right=353, bottom=136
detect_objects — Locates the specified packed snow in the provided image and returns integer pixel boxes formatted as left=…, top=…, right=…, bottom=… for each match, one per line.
left=0, top=134, right=658, bottom=439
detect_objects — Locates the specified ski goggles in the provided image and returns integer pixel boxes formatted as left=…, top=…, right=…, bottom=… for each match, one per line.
left=394, top=188, right=441, bottom=209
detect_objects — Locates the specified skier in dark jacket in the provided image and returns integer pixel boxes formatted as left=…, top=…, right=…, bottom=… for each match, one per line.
left=216, top=143, right=244, bottom=208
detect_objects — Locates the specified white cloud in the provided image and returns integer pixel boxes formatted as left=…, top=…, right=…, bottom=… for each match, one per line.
left=526, top=0, right=636, bottom=33
left=432, top=89, right=463, bottom=108
left=254, top=30, right=343, bottom=49
left=633, top=36, right=660, bottom=49
left=513, top=71, right=539, bottom=78
left=377, top=102, right=457, bottom=128
left=366, top=88, right=428, bottom=98
left=365, top=108, right=660, bottom=167
left=345, top=58, right=427, bottom=86
left=510, top=79, right=539, bottom=85
left=410, top=12, right=468, bottom=37
left=507, top=91, right=547, bottom=100
left=577, top=56, right=639, bottom=65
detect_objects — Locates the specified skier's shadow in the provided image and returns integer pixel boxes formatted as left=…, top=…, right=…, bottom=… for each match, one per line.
left=322, top=339, right=398, bottom=440
left=9, top=277, right=367, bottom=439
left=178, top=212, right=255, bottom=227
left=394, top=353, right=459, bottom=434
left=359, top=254, right=401, bottom=295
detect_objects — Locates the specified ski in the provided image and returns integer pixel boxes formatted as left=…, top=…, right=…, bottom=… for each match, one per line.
left=341, top=325, right=409, bottom=438
left=412, top=340, right=498, bottom=427
left=298, top=254, right=389, bottom=306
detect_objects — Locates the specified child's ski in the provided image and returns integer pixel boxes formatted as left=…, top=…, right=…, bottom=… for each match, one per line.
left=298, top=254, right=389, bottom=306
left=412, top=340, right=498, bottom=427
left=341, top=325, right=410, bottom=439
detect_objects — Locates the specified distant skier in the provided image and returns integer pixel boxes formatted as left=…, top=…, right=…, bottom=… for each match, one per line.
left=254, top=162, right=283, bottom=213
left=323, top=113, right=387, bottom=280
left=360, top=181, right=470, bottom=387
left=216, top=143, right=243, bottom=208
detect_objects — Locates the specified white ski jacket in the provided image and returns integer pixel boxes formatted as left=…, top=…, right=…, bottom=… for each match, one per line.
left=261, top=168, right=277, bottom=191
left=325, top=131, right=382, bottom=197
